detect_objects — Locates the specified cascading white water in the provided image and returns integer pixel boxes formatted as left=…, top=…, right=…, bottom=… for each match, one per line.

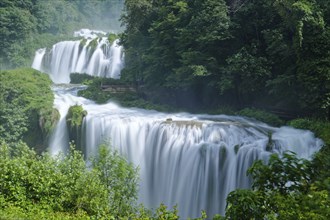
left=39, top=29, right=323, bottom=218
left=31, top=29, right=124, bottom=83
left=49, top=85, right=323, bottom=218
left=48, top=85, right=90, bottom=155
left=31, top=48, right=46, bottom=70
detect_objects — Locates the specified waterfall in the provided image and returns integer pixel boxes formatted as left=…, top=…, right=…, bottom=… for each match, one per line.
left=40, top=29, right=323, bottom=219
left=48, top=85, right=91, bottom=155
left=31, top=29, right=124, bottom=83
left=31, top=48, right=46, bottom=70
left=49, top=85, right=323, bottom=218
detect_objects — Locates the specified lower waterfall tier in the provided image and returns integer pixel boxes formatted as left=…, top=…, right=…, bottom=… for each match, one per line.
left=49, top=85, right=323, bottom=218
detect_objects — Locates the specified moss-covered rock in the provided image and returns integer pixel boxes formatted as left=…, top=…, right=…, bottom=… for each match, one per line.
left=66, top=105, right=87, bottom=151
left=87, top=38, right=99, bottom=51
left=79, top=38, right=87, bottom=50
left=108, top=33, right=118, bottom=44
left=70, top=73, right=95, bottom=84
left=265, top=132, right=274, bottom=151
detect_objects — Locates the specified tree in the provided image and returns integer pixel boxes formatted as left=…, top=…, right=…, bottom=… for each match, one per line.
left=0, top=142, right=139, bottom=219
left=0, top=5, right=36, bottom=67
left=93, top=145, right=139, bottom=217
left=220, top=46, right=270, bottom=106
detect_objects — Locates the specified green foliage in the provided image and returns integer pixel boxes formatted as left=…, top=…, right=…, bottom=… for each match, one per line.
left=288, top=118, right=330, bottom=189
left=248, top=153, right=312, bottom=194
left=93, top=145, right=139, bottom=217
left=77, top=80, right=113, bottom=104
left=0, top=200, right=91, bottom=220
left=237, top=108, right=284, bottom=127
left=0, top=68, right=55, bottom=149
left=288, top=118, right=330, bottom=144
left=87, top=38, right=99, bottom=51
left=108, top=33, right=118, bottom=44
left=225, top=151, right=330, bottom=219
left=0, top=141, right=140, bottom=219
left=121, top=0, right=230, bottom=88
left=0, top=142, right=107, bottom=218
left=40, top=108, right=61, bottom=136
left=154, top=204, right=179, bottom=220
left=70, top=73, right=96, bottom=84
left=226, top=189, right=269, bottom=220
left=0, top=4, right=36, bottom=67
left=66, top=105, right=87, bottom=150
left=0, top=101, right=28, bottom=143
left=221, top=46, right=271, bottom=106
left=274, top=0, right=324, bottom=48
left=67, top=105, right=87, bottom=128
left=121, top=0, right=330, bottom=118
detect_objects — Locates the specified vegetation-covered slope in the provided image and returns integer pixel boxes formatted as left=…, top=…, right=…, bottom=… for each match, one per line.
left=0, top=68, right=57, bottom=150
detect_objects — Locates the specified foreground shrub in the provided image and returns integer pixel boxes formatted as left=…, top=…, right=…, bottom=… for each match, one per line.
left=93, top=145, right=139, bottom=217
left=225, top=152, right=330, bottom=220
left=0, top=142, right=138, bottom=219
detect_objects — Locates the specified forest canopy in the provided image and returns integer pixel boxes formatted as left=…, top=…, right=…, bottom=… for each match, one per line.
left=120, top=0, right=330, bottom=118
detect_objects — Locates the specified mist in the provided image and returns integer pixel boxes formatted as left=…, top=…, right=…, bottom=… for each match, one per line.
left=74, top=0, right=125, bottom=33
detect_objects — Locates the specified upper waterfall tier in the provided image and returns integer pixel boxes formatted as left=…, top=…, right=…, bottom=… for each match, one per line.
left=32, top=29, right=124, bottom=83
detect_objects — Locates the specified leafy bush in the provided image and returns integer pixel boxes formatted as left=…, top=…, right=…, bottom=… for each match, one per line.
left=225, top=152, right=330, bottom=220
left=70, top=73, right=96, bottom=84
left=93, top=145, right=139, bottom=217
left=108, top=33, right=118, bottom=44
left=0, top=142, right=139, bottom=219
